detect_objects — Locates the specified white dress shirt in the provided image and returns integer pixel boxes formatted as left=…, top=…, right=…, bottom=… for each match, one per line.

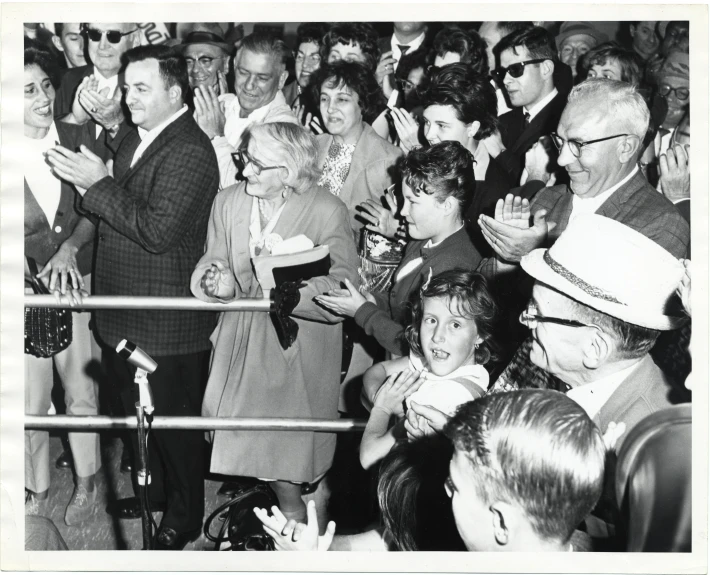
left=390, top=31, right=427, bottom=72
left=130, top=105, right=189, bottom=168
left=568, top=166, right=639, bottom=223
left=524, top=87, right=558, bottom=122
left=24, top=122, right=61, bottom=223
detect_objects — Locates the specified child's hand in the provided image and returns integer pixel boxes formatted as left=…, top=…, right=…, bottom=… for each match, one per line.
left=373, top=369, right=423, bottom=417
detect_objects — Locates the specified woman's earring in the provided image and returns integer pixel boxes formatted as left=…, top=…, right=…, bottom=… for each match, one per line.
left=474, top=343, right=480, bottom=349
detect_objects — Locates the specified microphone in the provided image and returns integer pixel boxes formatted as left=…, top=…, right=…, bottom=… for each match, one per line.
left=116, top=339, right=157, bottom=374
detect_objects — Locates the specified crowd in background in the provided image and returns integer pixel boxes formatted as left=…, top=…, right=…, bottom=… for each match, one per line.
left=23, top=19, right=692, bottom=552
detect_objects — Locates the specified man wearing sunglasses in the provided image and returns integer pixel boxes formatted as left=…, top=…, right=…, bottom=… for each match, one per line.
left=492, top=26, right=570, bottom=186
left=54, top=23, right=140, bottom=123
left=518, top=214, right=688, bottom=546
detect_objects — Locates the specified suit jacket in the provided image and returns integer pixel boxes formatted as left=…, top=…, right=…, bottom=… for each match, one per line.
left=496, top=89, right=568, bottom=184
left=532, top=169, right=690, bottom=258
left=316, top=122, right=403, bottom=239
left=588, top=354, right=686, bottom=542
left=354, top=227, right=482, bottom=355
left=80, top=110, right=219, bottom=356
left=25, top=120, right=96, bottom=276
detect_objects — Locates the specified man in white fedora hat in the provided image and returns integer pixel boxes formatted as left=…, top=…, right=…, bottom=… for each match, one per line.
left=518, top=214, right=689, bottom=544
left=519, top=214, right=687, bottom=441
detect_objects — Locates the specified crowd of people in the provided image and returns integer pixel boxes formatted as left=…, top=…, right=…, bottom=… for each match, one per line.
left=23, top=19, right=693, bottom=552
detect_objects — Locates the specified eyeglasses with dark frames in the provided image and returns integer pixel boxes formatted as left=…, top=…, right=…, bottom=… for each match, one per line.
left=519, top=301, right=600, bottom=330
left=185, top=56, right=226, bottom=70
left=491, top=58, right=548, bottom=83
left=231, top=149, right=286, bottom=177
left=658, top=84, right=690, bottom=102
left=83, top=27, right=137, bottom=44
left=550, top=131, right=634, bottom=159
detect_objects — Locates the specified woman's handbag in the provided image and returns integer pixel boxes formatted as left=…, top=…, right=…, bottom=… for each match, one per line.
left=203, top=481, right=278, bottom=551
left=24, top=257, right=73, bottom=358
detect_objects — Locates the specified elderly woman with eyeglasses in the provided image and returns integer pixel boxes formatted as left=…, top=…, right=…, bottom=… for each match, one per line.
left=191, top=122, right=358, bottom=523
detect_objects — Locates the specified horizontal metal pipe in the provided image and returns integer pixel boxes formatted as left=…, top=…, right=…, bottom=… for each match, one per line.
left=25, top=295, right=272, bottom=312
left=25, top=415, right=367, bottom=432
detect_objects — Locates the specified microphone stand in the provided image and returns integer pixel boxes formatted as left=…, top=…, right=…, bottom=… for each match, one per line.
left=134, top=368, right=154, bottom=550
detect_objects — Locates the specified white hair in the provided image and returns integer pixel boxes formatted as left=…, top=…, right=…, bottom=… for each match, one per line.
left=567, top=78, right=650, bottom=140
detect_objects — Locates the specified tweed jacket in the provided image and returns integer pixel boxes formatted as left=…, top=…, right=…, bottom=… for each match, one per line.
left=496, top=89, right=568, bottom=184
left=531, top=169, right=690, bottom=258
left=316, top=122, right=403, bottom=239
left=81, top=111, right=219, bottom=356
left=354, top=227, right=482, bottom=356
left=25, top=120, right=96, bottom=276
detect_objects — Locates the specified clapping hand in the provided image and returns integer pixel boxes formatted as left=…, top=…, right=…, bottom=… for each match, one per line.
left=373, top=369, right=423, bottom=418
left=659, top=144, right=690, bottom=203
left=73, top=75, right=124, bottom=129
left=293, top=104, right=325, bottom=135
left=194, top=83, right=226, bottom=140
left=315, top=278, right=374, bottom=317
left=254, top=500, right=335, bottom=551
left=478, top=194, right=555, bottom=263
left=521, top=136, right=557, bottom=187
left=404, top=401, right=450, bottom=440
left=200, top=261, right=236, bottom=299
left=357, top=185, right=400, bottom=238
left=46, top=145, right=110, bottom=192
left=389, top=107, right=421, bottom=152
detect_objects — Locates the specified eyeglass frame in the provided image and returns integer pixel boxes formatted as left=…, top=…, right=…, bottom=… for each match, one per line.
left=519, top=301, right=600, bottom=330
left=231, top=149, right=286, bottom=176
left=185, top=55, right=227, bottom=70
left=549, top=131, right=635, bottom=158
left=491, top=58, right=548, bottom=83
left=83, top=26, right=138, bottom=44
left=658, top=84, right=690, bottom=102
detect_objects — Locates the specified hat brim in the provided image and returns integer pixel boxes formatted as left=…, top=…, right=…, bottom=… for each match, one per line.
left=521, top=248, right=686, bottom=331
left=177, top=41, right=235, bottom=57
left=556, top=29, right=608, bottom=50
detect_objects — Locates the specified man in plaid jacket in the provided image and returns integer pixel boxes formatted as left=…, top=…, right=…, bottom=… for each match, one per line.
left=48, top=45, right=219, bottom=550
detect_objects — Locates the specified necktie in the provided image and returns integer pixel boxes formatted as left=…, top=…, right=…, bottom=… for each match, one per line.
left=524, top=112, right=531, bottom=127
left=398, top=44, right=411, bottom=57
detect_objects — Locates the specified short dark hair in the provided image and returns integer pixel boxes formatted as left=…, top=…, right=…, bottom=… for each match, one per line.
left=421, top=63, right=499, bottom=139
left=433, top=26, right=489, bottom=77
left=296, top=22, right=330, bottom=49
left=240, top=32, right=292, bottom=68
left=567, top=297, right=661, bottom=360
left=396, top=46, right=429, bottom=84
left=321, top=22, right=380, bottom=71
left=378, top=435, right=465, bottom=551
left=24, top=37, right=61, bottom=88
left=401, top=141, right=475, bottom=218
left=494, top=21, right=535, bottom=36
left=310, top=60, right=385, bottom=124
left=54, top=23, right=64, bottom=36
left=581, top=41, right=643, bottom=86
left=444, top=389, right=605, bottom=545
left=122, top=45, right=190, bottom=104
left=493, top=25, right=558, bottom=65
left=406, top=269, right=502, bottom=367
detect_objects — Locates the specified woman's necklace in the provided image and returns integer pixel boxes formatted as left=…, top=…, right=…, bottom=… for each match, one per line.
left=258, top=198, right=271, bottom=223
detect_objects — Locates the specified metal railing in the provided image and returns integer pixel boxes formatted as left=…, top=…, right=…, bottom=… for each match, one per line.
left=24, top=295, right=272, bottom=312
left=25, top=415, right=367, bottom=432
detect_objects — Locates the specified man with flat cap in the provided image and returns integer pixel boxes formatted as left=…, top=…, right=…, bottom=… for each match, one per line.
left=178, top=29, right=235, bottom=95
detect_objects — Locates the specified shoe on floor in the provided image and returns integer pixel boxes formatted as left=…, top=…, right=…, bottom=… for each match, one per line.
left=106, top=496, right=167, bottom=519
left=25, top=492, right=48, bottom=517
left=153, top=525, right=201, bottom=550
left=65, top=485, right=97, bottom=526
left=55, top=450, right=73, bottom=470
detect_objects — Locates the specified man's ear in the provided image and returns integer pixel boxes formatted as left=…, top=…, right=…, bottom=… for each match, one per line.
left=278, top=68, right=289, bottom=91
left=617, top=134, right=642, bottom=164
left=490, top=501, right=511, bottom=548
left=467, top=120, right=481, bottom=141
left=168, top=84, right=182, bottom=104
left=51, top=35, right=65, bottom=53
left=540, top=59, right=555, bottom=80
left=439, top=195, right=459, bottom=217
left=582, top=329, right=613, bottom=370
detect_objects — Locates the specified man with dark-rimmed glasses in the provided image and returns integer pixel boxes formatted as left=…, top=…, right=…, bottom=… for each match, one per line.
left=491, top=26, right=571, bottom=184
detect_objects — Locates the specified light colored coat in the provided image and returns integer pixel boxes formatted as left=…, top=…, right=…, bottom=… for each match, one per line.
left=191, top=182, right=359, bottom=482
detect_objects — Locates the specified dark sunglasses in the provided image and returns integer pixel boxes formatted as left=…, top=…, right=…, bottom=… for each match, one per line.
left=491, top=58, right=547, bottom=82
left=83, top=27, right=137, bottom=44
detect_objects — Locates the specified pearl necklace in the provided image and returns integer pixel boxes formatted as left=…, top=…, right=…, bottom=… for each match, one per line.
left=258, top=198, right=271, bottom=222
